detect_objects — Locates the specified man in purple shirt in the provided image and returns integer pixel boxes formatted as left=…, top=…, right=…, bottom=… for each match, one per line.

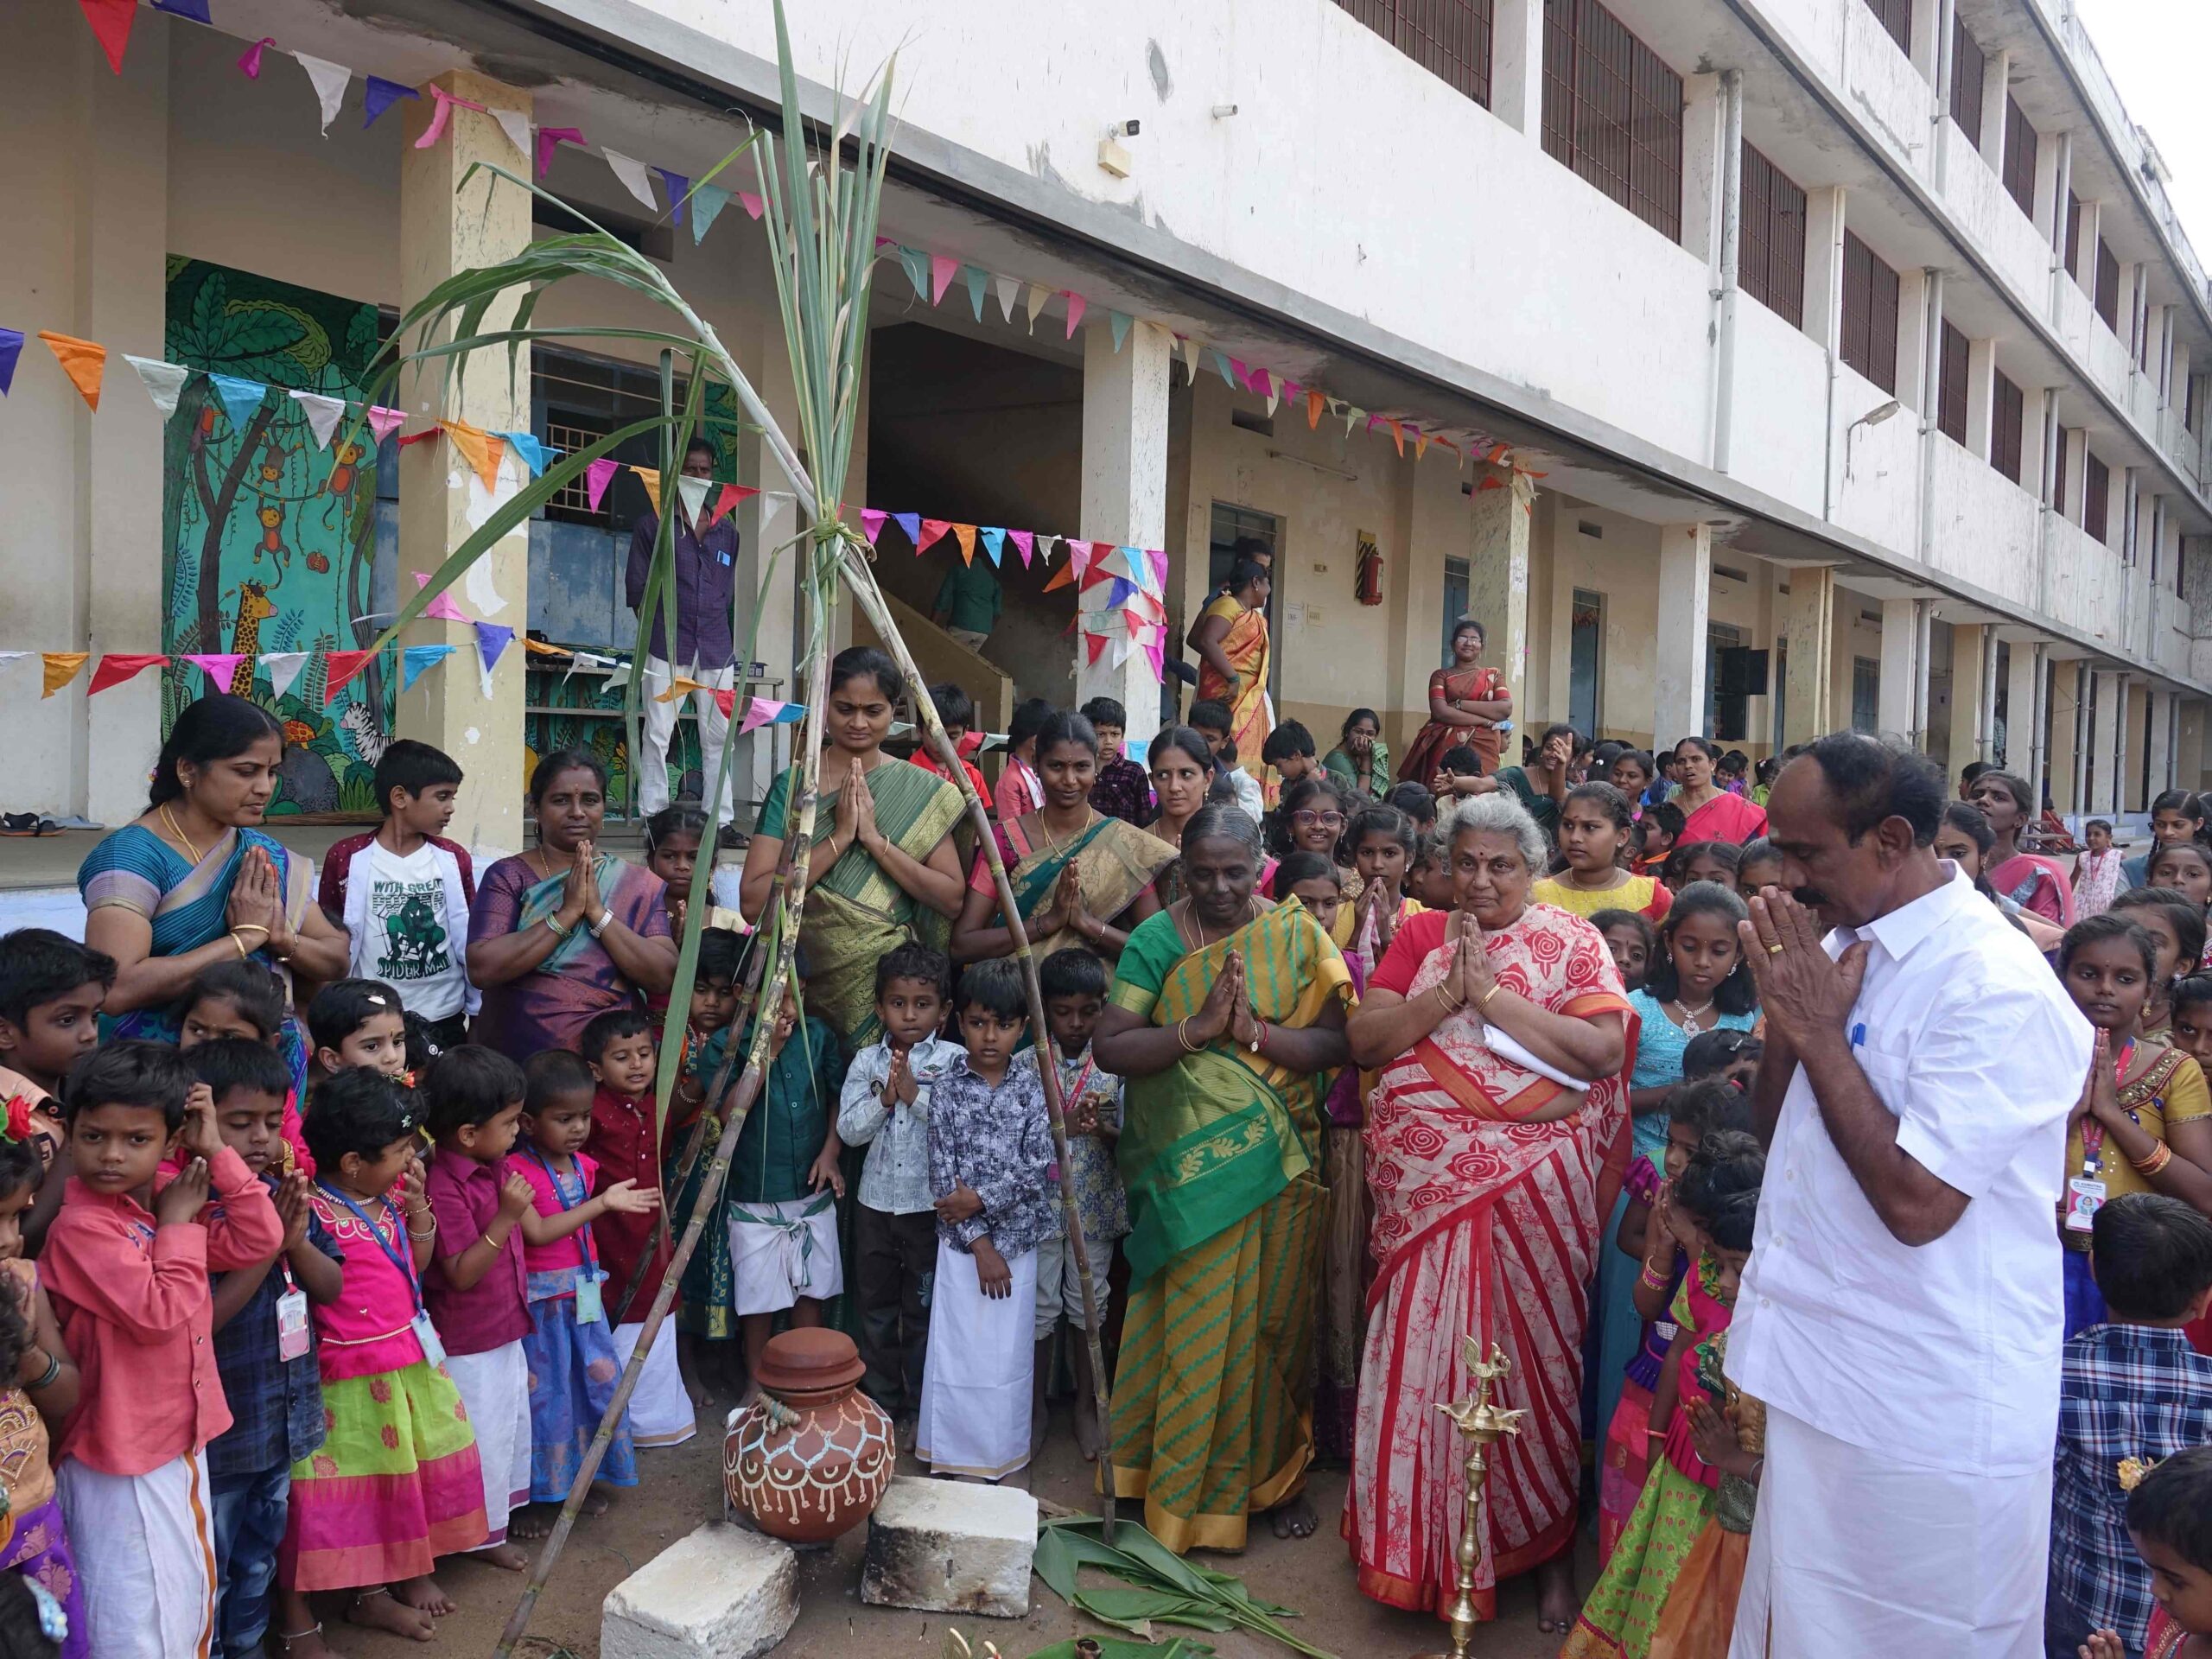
left=627, top=436, right=744, bottom=835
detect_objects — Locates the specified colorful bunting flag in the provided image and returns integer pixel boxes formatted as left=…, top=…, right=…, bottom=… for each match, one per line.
left=181, top=652, right=246, bottom=692
left=490, top=107, right=531, bottom=161
left=417, top=86, right=487, bottom=150
left=208, top=374, right=266, bottom=429
left=77, top=0, right=136, bottom=74
left=1063, top=293, right=1087, bottom=339
left=994, top=275, right=1020, bottom=324
left=365, top=406, right=406, bottom=444
left=362, top=77, right=417, bottom=129
left=536, top=125, right=585, bottom=179
left=259, top=652, right=308, bottom=700
left=0, top=330, right=20, bottom=397
left=916, top=518, right=950, bottom=555
left=150, top=0, right=212, bottom=20
left=474, top=621, right=514, bottom=697
left=655, top=168, right=690, bottom=230
left=928, top=254, right=958, bottom=307
left=736, top=697, right=806, bottom=736
left=238, top=37, right=274, bottom=79
left=1010, top=530, right=1034, bottom=567
left=1211, top=349, right=1236, bottom=391
left=1023, top=283, right=1051, bottom=333
left=1065, top=539, right=1097, bottom=582
left=951, top=524, right=977, bottom=566
left=318, top=650, right=374, bottom=702
left=293, top=53, right=350, bottom=135
left=1109, top=311, right=1132, bottom=353
left=861, top=509, right=887, bottom=546
left=401, top=644, right=455, bottom=691
left=499, top=431, right=550, bottom=477
left=703, top=484, right=755, bottom=526
left=40, top=334, right=105, bottom=411
left=411, top=572, right=470, bottom=624
left=978, top=526, right=1005, bottom=567
left=893, top=512, right=921, bottom=547
left=439, top=420, right=504, bottom=493
left=40, top=655, right=89, bottom=699
left=631, top=465, right=662, bottom=513
left=88, top=654, right=168, bottom=696
left=692, top=183, right=731, bottom=242
left=737, top=190, right=765, bottom=220
left=896, top=246, right=931, bottom=302
left=962, top=265, right=987, bottom=322
left=676, top=474, right=712, bottom=523
left=126, top=356, right=189, bottom=418
left=1042, top=562, right=1076, bottom=594
left=290, top=391, right=346, bottom=449
left=1147, top=548, right=1170, bottom=595
left=584, top=457, right=619, bottom=512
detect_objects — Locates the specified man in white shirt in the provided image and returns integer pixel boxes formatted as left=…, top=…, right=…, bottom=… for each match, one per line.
left=1727, top=734, right=2091, bottom=1659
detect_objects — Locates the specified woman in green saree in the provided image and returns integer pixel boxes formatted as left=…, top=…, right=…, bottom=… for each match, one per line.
left=740, top=646, right=968, bottom=1056
left=950, top=710, right=1171, bottom=964
left=1092, top=803, right=1353, bottom=1552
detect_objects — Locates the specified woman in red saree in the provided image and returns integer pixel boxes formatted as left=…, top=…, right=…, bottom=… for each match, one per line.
left=1344, top=791, right=1631, bottom=1636
left=1967, top=768, right=2077, bottom=925
left=1400, top=619, right=1512, bottom=785
left=1669, top=737, right=1767, bottom=846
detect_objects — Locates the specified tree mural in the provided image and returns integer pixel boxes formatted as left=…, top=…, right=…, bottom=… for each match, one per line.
left=161, top=259, right=390, bottom=816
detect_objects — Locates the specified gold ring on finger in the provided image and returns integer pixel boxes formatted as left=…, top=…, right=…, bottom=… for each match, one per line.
left=1767, top=944, right=1785, bottom=956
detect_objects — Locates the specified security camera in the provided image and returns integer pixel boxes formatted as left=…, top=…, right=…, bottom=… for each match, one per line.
left=1121, top=119, right=1141, bottom=137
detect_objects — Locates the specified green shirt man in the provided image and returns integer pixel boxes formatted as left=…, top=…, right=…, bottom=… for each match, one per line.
left=933, top=558, right=1002, bottom=650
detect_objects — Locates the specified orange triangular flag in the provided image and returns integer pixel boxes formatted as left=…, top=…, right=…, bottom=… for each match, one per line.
left=40, top=654, right=90, bottom=698
left=78, top=0, right=135, bottom=73
left=440, top=421, right=505, bottom=493
left=39, top=334, right=106, bottom=411
left=631, top=465, right=663, bottom=513
left=952, top=524, right=977, bottom=567
left=1386, top=417, right=1405, bottom=457
left=1306, top=389, right=1324, bottom=430
left=1042, top=562, right=1076, bottom=594
left=322, top=649, right=377, bottom=703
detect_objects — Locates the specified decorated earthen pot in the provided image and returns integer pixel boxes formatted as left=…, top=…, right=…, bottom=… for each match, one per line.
left=724, top=1326, right=894, bottom=1544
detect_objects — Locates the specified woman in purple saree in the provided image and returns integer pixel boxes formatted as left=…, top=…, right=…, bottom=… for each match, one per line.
left=468, top=750, right=678, bottom=1058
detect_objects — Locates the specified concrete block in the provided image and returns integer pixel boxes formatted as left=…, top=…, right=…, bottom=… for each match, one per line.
left=861, top=1475, right=1037, bottom=1618
left=601, top=1521, right=798, bottom=1659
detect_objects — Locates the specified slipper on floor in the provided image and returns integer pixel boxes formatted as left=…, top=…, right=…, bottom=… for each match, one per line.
left=0, top=814, right=59, bottom=837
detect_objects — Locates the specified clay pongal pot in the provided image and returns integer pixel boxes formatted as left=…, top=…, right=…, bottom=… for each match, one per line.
left=723, top=1326, right=893, bottom=1544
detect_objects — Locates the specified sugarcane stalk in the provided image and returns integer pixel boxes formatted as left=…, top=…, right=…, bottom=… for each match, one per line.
left=836, top=544, right=1119, bottom=1539
left=492, top=611, right=836, bottom=1659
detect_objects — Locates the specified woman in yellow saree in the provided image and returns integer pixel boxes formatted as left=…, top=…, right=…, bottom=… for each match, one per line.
left=951, top=710, right=1171, bottom=964
left=1189, top=560, right=1274, bottom=779
left=741, top=647, right=968, bottom=1054
left=1092, top=804, right=1353, bottom=1551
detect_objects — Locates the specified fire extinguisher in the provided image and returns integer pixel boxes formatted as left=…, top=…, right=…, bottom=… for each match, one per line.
left=1355, top=535, right=1383, bottom=606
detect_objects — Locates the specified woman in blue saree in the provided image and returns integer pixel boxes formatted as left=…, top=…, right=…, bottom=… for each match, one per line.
left=79, top=696, right=349, bottom=1079
left=950, top=710, right=1170, bottom=965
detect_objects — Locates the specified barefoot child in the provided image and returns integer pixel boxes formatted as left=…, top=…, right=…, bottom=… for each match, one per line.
left=281, top=1068, right=486, bottom=1641
left=0, top=1129, right=86, bottom=1656
left=837, top=944, right=961, bottom=1437
left=514, top=1059, right=659, bottom=1531
left=1033, top=948, right=1126, bottom=1463
left=917, top=959, right=1053, bottom=1481
left=421, top=1046, right=535, bottom=1568
left=44, top=1042, right=282, bottom=1659
left=304, top=979, right=410, bottom=1081
left=194, top=1039, right=342, bottom=1659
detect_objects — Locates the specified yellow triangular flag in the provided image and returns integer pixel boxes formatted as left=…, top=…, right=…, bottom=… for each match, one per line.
left=440, top=420, right=505, bottom=493
left=631, top=465, right=663, bottom=513
left=38, top=334, right=106, bottom=411
left=653, top=677, right=705, bottom=703
left=40, top=653, right=90, bottom=698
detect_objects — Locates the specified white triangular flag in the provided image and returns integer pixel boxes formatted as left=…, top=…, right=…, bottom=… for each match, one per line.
left=601, top=149, right=659, bottom=211
left=124, top=355, right=190, bottom=418
left=1023, top=283, right=1051, bottom=333
left=289, top=391, right=346, bottom=450
left=1180, top=336, right=1200, bottom=384
left=260, top=652, right=310, bottom=702
left=292, top=53, right=350, bottom=136
left=491, top=107, right=531, bottom=161
left=994, top=274, right=1019, bottom=324
left=677, top=474, right=712, bottom=523
left=1036, top=534, right=1060, bottom=563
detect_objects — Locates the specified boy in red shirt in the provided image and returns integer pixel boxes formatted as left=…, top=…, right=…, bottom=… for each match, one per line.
left=912, top=682, right=992, bottom=808
left=43, top=1040, right=283, bottom=1659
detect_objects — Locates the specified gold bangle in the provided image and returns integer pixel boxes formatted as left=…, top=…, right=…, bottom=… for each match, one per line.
left=230, top=931, right=250, bottom=959
left=1478, top=983, right=1505, bottom=1010
left=1433, top=984, right=1464, bottom=1014
left=1177, top=1018, right=1203, bottom=1054
left=232, top=923, right=269, bottom=938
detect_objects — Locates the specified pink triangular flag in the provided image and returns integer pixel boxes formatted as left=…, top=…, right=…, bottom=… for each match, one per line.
left=1009, top=530, right=1034, bottom=568
left=365, top=405, right=406, bottom=443
left=1229, top=357, right=1255, bottom=393
left=737, top=696, right=781, bottom=736
left=1065, top=539, right=1096, bottom=581
left=1142, top=640, right=1165, bottom=682
left=584, top=456, right=620, bottom=512
left=737, top=190, right=765, bottom=220
left=1063, top=292, right=1087, bottom=339
left=238, top=36, right=274, bottom=78
left=1147, top=549, right=1170, bottom=594
left=928, top=254, right=958, bottom=306
left=861, top=509, right=888, bottom=546
left=182, top=652, right=247, bottom=693
left=917, top=518, right=951, bottom=554
left=412, top=571, right=469, bottom=623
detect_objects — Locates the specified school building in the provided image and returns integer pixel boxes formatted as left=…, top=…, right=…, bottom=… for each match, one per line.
left=6, top=0, right=2212, bottom=864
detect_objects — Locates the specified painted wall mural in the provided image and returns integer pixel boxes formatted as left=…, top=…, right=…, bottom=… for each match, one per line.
left=161, top=257, right=390, bottom=817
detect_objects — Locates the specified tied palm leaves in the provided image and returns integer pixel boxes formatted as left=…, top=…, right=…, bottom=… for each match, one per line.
left=1033, top=1517, right=1338, bottom=1659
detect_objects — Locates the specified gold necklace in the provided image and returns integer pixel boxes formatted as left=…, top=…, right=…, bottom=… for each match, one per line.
left=1039, top=807, right=1093, bottom=856
left=1185, top=895, right=1255, bottom=954
left=158, top=804, right=204, bottom=864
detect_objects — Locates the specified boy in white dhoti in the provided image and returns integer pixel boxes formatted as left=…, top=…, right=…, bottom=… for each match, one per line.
left=918, top=959, right=1055, bottom=1481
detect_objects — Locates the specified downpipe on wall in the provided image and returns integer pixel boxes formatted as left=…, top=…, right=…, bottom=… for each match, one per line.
left=1711, top=68, right=1745, bottom=476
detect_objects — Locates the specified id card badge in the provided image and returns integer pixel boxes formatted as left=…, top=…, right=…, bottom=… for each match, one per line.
left=573, top=1271, right=606, bottom=1325
left=275, top=1284, right=312, bottom=1362
left=2064, top=1177, right=2107, bottom=1234
left=411, top=1309, right=447, bottom=1368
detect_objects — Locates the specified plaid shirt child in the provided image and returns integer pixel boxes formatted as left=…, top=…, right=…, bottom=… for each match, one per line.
left=2049, top=1322, right=2212, bottom=1654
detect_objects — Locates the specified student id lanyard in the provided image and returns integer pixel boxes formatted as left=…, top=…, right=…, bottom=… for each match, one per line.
left=2069, top=1039, right=2137, bottom=1233
left=317, top=1182, right=446, bottom=1366
left=524, top=1147, right=607, bottom=1325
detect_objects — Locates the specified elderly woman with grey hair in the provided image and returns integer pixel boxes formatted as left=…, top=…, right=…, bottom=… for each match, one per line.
left=1343, top=791, right=1633, bottom=1636
left=1091, top=803, right=1353, bottom=1551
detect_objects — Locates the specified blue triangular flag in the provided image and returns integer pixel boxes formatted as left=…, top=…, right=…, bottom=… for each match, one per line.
left=978, top=526, right=1005, bottom=568
left=962, top=265, right=988, bottom=322
left=499, top=431, right=551, bottom=477
left=1211, top=349, right=1237, bottom=391
left=474, top=620, right=516, bottom=671
left=0, top=329, right=22, bottom=397
left=401, top=644, right=456, bottom=691
left=893, top=512, right=922, bottom=546
left=896, top=246, right=931, bottom=302
left=150, top=0, right=213, bottom=20
left=1106, top=576, right=1136, bottom=609
left=208, top=374, right=267, bottom=429
left=692, top=183, right=731, bottom=244
left=655, top=168, right=690, bottom=231
left=1109, top=310, right=1133, bottom=353
left=363, top=77, right=418, bottom=129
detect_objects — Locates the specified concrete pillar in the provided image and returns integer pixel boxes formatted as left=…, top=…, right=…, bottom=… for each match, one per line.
left=1774, top=567, right=1834, bottom=745
left=1964, top=337, right=1996, bottom=460
left=1804, top=188, right=1847, bottom=354
left=1946, top=623, right=1985, bottom=772
left=1487, top=0, right=1546, bottom=137
left=2091, top=669, right=2126, bottom=816
left=2004, top=637, right=2041, bottom=774
left=2030, top=643, right=2051, bottom=802
left=2075, top=199, right=2102, bottom=292
left=2050, top=659, right=2084, bottom=817
left=397, top=71, right=533, bottom=856
left=2179, top=698, right=2206, bottom=793
left=1076, top=321, right=1172, bottom=723
left=2148, top=689, right=2176, bottom=800
left=1977, top=51, right=2010, bottom=175
left=1466, top=462, right=1534, bottom=739
left=1653, top=525, right=1713, bottom=745
left=1878, top=597, right=1923, bottom=740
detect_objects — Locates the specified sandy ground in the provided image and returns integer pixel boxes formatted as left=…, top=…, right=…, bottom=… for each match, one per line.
left=311, top=1389, right=1589, bottom=1659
